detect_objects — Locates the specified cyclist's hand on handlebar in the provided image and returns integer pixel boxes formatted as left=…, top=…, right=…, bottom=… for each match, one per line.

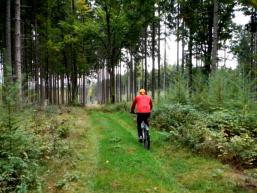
left=130, top=111, right=136, bottom=114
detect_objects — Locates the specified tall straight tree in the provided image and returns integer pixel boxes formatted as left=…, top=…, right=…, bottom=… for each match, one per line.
left=157, top=3, right=161, bottom=99
left=15, top=0, right=22, bottom=101
left=6, top=0, right=12, bottom=73
left=176, top=1, right=180, bottom=72
left=151, top=16, right=156, bottom=99
left=211, top=0, right=219, bottom=71
left=144, top=27, right=148, bottom=91
left=3, top=0, right=12, bottom=93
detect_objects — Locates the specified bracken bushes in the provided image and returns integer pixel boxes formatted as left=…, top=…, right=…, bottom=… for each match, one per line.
left=0, top=106, right=72, bottom=192
left=152, top=69, right=257, bottom=168
left=151, top=104, right=257, bottom=168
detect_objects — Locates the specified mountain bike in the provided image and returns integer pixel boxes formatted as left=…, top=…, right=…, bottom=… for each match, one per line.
left=131, top=112, right=151, bottom=150
left=141, top=121, right=150, bottom=150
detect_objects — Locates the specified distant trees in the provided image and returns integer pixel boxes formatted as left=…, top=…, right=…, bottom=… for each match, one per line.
left=0, top=0, right=256, bottom=105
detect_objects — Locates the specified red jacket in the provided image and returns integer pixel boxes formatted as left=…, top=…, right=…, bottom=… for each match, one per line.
left=131, top=95, right=153, bottom=113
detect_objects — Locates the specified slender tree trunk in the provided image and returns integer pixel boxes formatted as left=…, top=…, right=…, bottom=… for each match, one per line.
left=67, top=75, right=70, bottom=104
left=54, top=75, right=57, bottom=104
left=250, top=9, right=257, bottom=77
left=61, top=74, right=64, bottom=104
left=119, top=62, right=122, bottom=102
left=211, top=0, right=219, bottom=71
left=57, top=75, right=60, bottom=105
left=158, top=5, right=161, bottom=99
left=127, top=64, right=130, bottom=101
left=134, top=57, right=137, bottom=98
left=6, top=0, right=12, bottom=78
left=110, top=66, right=115, bottom=103
left=83, top=74, right=86, bottom=105
left=144, top=27, right=148, bottom=91
left=130, top=53, right=134, bottom=99
left=3, top=0, right=12, bottom=103
left=15, top=0, right=22, bottom=102
left=176, top=3, right=180, bottom=72
left=205, top=4, right=213, bottom=76
left=49, top=74, right=52, bottom=104
left=40, top=61, right=44, bottom=104
left=34, top=21, right=40, bottom=103
left=181, top=21, right=185, bottom=74
left=101, top=67, right=105, bottom=104
left=188, top=29, right=193, bottom=97
left=164, top=15, right=167, bottom=94
left=152, top=21, right=156, bottom=99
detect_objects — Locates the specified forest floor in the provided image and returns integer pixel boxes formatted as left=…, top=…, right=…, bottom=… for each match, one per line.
left=41, top=107, right=257, bottom=193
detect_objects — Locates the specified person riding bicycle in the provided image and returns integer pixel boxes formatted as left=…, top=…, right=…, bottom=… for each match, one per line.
left=130, top=89, right=153, bottom=143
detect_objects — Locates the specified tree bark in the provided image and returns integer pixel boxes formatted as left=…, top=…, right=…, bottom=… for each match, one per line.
left=188, top=29, right=193, bottom=97
left=144, top=27, right=148, bottom=91
left=158, top=4, right=161, bottom=99
left=164, top=15, right=167, bottom=94
left=176, top=3, right=180, bottom=72
left=181, top=21, right=185, bottom=74
left=211, top=0, right=219, bottom=71
left=3, top=0, right=12, bottom=103
left=152, top=21, right=156, bottom=99
left=6, top=0, right=12, bottom=77
left=15, top=0, right=22, bottom=102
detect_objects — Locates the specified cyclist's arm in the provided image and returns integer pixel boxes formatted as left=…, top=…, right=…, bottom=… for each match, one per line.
left=150, top=98, right=153, bottom=111
left=130, top=97, right=137, bottom=113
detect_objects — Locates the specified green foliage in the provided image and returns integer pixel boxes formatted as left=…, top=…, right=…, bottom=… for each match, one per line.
left=101, top=102, right=130, bottom=112
left=0, top=110, right=43, bottom=192
left=0, top=102, right=74, bottom=192
left=57, top=124, right=70, bottom=139
left=165, top=73, right=189, bottom=104
left=55, top=173, right=80, bottom=190
left=152, top=103, right=257, bottom=167
left=166, top=69, right=257, bottom=113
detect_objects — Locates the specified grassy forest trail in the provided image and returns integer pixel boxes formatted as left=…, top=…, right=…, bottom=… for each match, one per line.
left=43, top=108, right=255, bottom=193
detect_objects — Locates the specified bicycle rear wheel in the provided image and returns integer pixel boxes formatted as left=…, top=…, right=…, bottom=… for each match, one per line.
left=143, top=129, right=150, bottom=150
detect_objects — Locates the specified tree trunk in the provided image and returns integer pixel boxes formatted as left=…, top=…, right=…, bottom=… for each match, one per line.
left=102, top=68, right=105, bottom=103
left=109, top=66, right=115, bottom=103
left=164, top=15, right=167, bottom=94
left=83, top=74, right=86, bottom=105
left=3, top=0, right=12, bottom=103
left=157, top=5, right=161, bottom=99
left=127, top=64, right=130, bottom=101
left=130, top=53, right=134, bottom=99
left=119, top=61, right=122, bottom=101
left=211, top=0, right=219, bottom=71
left=152, top=21, right=155, bottom=99
left=188, top=29, right=193, bottom=97
left=5, top=0, right=12, bottom=78
left=15, top=0, right=22, bottom=102
left=61, top=74, right=64, bottom=104
left=176, top=3, right=180, bottom=72
left=34, top=21, right=40, bottom=103
left=144, top=27, right=148, bottom=91
left=205, top=4, right=213, bottom=76
left=181, top=21, right=185, bottom=74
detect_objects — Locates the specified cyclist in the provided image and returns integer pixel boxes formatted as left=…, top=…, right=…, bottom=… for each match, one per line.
left=130, top=89, right=153, bottom=143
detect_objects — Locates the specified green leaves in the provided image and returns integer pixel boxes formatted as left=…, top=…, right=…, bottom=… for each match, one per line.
left=152, top=103, right=257, bottom=167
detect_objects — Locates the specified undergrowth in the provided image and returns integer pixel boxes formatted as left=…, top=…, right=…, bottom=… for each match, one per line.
left=0, top=105, right=73, bottom=192
left=152, top=69, right=257, bottom=169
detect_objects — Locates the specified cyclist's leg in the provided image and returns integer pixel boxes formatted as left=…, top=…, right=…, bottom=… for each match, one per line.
left=143, top=113, right=150, bottom=127
left=136, top=114, right=143, bottom=140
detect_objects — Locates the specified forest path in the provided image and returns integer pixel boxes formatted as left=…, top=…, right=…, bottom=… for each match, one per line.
left=43, top=108, right=254, bottom=193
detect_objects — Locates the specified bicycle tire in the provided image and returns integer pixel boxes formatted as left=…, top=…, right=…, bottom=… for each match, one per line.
left=143, top=129, right=150, bottom=150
